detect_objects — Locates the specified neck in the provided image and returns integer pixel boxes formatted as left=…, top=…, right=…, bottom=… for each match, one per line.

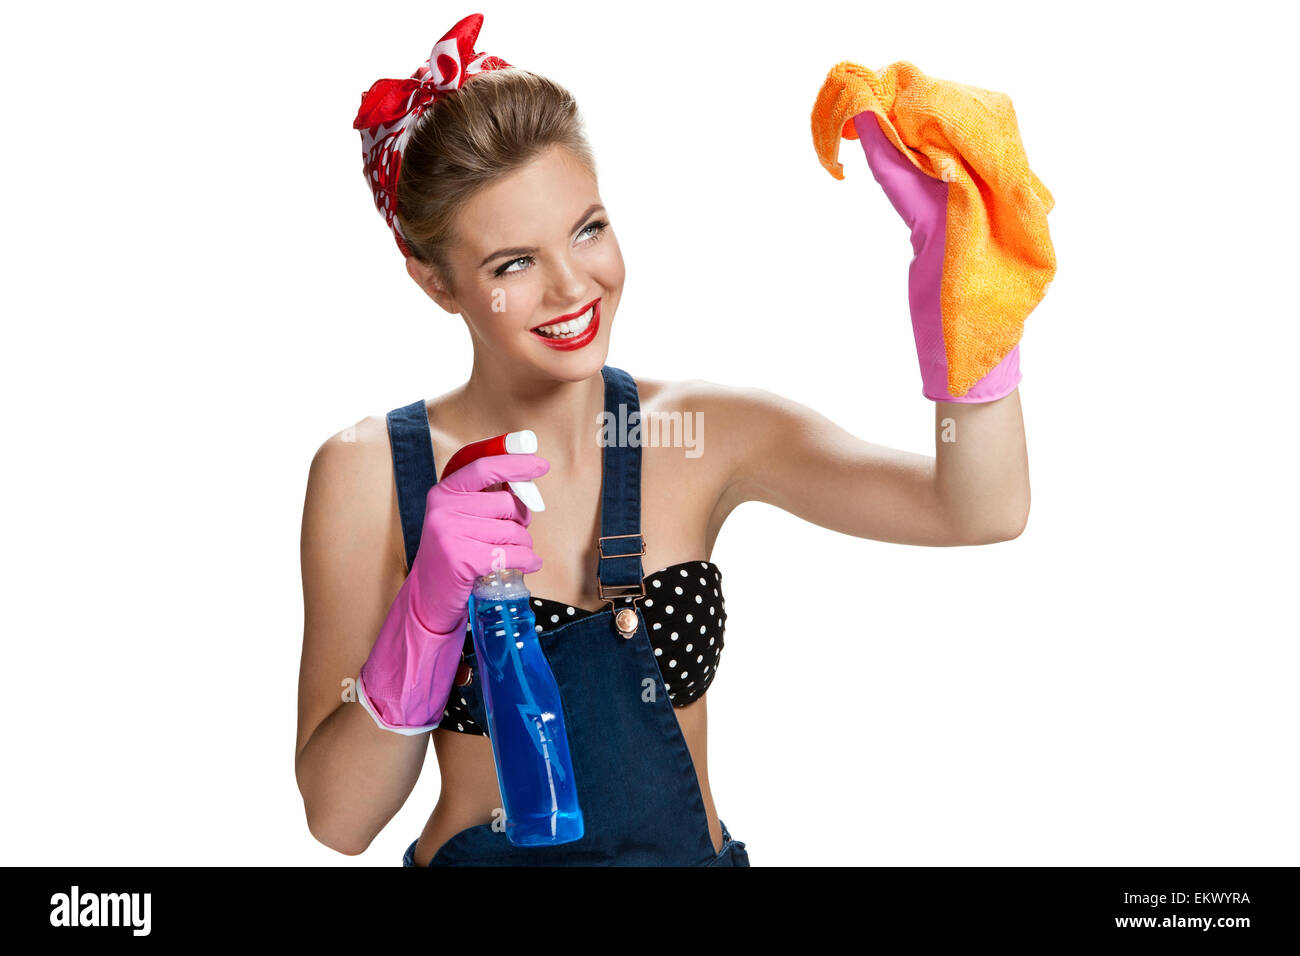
left=453, top=352, right=606, bottom=466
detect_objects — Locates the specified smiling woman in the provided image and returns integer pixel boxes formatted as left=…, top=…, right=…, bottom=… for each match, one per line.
left=297, top=12, right=1034, bottom=870
left=404, top=139, right=624, bottom=372
left=387, top=58, right=625, bottom=378
left=297, top=14, right=751, bottom=868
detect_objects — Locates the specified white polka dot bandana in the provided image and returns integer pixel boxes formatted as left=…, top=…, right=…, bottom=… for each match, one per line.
left=351, top=13, right=513, bottom=257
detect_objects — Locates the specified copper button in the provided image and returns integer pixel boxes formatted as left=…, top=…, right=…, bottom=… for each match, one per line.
left=615, top=607, right=639, bottom=638
left=454, top=661, right=473, bottom=687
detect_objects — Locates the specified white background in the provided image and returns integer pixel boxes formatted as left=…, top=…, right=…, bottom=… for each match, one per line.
left=3, top=0, right=1296, bottom=866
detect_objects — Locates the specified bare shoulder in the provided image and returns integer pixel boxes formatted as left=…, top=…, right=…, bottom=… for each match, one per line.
left=306, top=413, right=394, bottom=508
left=302, top=411, right=403, bottom=577
left=631, top=374, right=782, bottom=498
left=635, top=374, right=779, bottom=432
left=636, top=374, right=735, bottom=413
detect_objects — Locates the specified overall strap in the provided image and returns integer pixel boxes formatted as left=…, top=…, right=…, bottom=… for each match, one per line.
left=386, top=399, right=437, bottom=572
left=596, top=365, right=646, bottom=604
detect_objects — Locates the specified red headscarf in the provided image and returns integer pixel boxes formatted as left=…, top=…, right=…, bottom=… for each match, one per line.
left=352, top=13, right=513, bottom=257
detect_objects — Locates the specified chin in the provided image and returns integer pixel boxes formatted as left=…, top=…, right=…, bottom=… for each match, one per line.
left=538, top=345, right=609, bottom=382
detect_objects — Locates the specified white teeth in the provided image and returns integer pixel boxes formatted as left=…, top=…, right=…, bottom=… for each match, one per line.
left=535, top=304, right=594, bottom=338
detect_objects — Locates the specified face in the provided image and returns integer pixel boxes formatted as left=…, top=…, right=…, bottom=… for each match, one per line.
left=408, top=144, right=626, bottom=382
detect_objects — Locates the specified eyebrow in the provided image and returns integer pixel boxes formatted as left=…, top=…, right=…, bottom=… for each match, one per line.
left=478, top=203, right=606, bottom=268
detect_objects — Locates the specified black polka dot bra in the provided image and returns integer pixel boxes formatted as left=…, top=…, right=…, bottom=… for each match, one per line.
left=437, top=561, right=727, bottom=735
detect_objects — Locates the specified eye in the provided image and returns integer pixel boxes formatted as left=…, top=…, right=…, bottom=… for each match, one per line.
left=578, top=220, right=609, bottom=243
left=496, top=255, right=532, bottom=277
left=492, top=220, right=610, bottom=278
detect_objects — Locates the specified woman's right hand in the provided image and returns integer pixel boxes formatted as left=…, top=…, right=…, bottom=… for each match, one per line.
left=358, top=452, right=549, bottom=734
left=409, top=452, right=550, bottom=636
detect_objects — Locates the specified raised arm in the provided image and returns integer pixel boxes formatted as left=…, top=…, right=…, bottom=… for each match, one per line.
left=703, top=380, right=1029, bottom=548
left=712, top=59, right=1049, bottom=546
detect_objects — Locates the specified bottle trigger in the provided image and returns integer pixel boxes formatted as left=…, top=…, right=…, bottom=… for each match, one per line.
left=509, top=479, right=545, bottom=513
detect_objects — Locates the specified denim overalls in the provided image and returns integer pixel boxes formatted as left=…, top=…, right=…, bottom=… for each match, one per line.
left=387, top=364, right=750, bottom=866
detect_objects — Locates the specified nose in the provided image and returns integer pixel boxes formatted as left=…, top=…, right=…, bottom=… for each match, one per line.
left=546, top=250, right=589, bottom=305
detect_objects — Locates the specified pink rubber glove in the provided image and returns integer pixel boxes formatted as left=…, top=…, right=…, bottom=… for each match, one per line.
left=853, top=111, right=1021, bottom=403
left=357, top=453, right=549, bottom=735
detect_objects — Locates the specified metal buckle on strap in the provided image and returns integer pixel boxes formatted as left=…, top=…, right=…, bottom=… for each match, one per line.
left=597, top=534, right=646, bottom=637
left=597, top=533, right=646, bottom=560
left=597, top=580, right=646, bottom=602
left=597, top=534, right=646, bottom=601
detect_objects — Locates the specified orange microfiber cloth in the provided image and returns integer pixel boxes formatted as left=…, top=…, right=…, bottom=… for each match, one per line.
left=811, top=61, right=1056, bottom=398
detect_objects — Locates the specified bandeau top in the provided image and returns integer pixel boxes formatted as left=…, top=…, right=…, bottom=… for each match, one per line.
left=437, top=561, right=727, bottom=735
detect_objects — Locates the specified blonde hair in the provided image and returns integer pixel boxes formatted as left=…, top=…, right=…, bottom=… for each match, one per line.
left=396, top=68, right=597, bottom=291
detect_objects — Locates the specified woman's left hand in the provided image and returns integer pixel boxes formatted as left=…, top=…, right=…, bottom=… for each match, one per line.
left=853, top=110, right=1020, bottom=403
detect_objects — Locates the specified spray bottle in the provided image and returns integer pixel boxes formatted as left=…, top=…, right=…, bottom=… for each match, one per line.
left=442, top=430, right=584, bottom=847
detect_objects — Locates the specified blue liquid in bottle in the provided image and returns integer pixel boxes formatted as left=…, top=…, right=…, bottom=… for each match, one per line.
left=468, top=568, right=584, bottom=847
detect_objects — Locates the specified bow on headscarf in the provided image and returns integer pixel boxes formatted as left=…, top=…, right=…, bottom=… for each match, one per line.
left=353, top=13, right=513, bottom=257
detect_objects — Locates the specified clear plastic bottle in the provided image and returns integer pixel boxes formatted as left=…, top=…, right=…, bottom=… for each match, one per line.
left=468, top=567, right=584, bottom=846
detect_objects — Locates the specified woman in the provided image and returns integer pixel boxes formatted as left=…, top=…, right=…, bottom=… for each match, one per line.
left=295, top=15, right=1032, bottom=867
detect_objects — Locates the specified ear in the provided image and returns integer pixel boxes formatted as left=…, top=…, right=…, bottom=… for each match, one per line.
left=406, top=256, right=459, bottom=314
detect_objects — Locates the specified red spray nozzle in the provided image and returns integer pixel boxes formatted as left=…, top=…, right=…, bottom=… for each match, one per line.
left=443, top=430, right=546, bottom=512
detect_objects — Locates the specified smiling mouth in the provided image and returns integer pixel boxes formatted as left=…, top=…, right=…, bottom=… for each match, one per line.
left=531, top=299, right=598, bottom=339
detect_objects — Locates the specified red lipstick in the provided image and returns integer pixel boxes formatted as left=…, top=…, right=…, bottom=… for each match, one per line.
left=530, top=298, right=600, bottom=351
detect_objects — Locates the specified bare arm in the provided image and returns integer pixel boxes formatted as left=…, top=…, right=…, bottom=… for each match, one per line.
left=704, top=380, right=1029, bottom=547
left=933, top=390, right=1031, bottom=544
left=295, top=415, right=431, bottom=855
